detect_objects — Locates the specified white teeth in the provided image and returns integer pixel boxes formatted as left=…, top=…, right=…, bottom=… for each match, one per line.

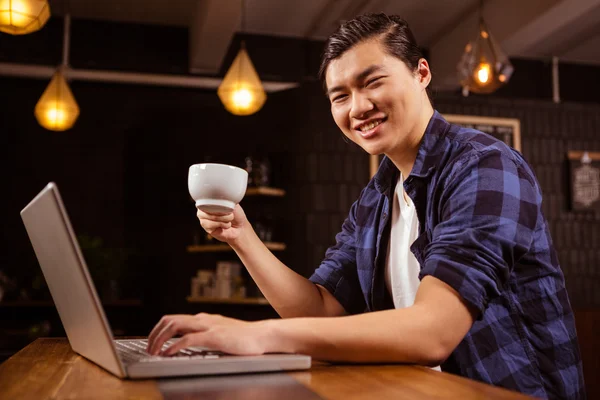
left=359, top=119, right=382, bottom=132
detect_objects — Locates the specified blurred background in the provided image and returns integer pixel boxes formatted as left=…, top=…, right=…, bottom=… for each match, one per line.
left=1, top=0, right=599, bottom=395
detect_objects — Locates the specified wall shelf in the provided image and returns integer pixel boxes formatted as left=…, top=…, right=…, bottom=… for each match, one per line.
left=187, top=242, right=286, bottom=253
left=186, top=296, right=270, bottom=305
left=245, top=187, right=286, bottom=197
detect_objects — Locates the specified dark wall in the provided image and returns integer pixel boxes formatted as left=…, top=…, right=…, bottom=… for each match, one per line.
left=0, top=17, right=334, bottom=324
left=0, top=78, right=366, bottom=330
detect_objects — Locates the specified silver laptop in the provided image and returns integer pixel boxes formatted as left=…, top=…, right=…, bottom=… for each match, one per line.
left=20, top=182, right=311, bottom=379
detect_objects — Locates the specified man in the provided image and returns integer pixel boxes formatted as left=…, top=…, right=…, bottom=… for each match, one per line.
left=147, top=13, right=584, bottom=399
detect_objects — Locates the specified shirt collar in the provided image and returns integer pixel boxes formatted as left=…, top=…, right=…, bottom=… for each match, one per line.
left=373, top=110, right=450, bottom=194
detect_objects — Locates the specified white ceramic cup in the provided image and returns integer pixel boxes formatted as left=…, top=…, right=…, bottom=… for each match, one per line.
left=188, top=163, right=248, bottom=214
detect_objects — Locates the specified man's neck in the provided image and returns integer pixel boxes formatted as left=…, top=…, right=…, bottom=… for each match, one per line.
left=386, top=106, right=434, bottom=179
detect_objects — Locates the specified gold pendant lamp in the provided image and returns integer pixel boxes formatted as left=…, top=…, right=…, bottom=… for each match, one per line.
left=0, top=0, right=50, bottom=35
left=217, top=0, right=266, bottom=116
left=34, top=14, right=79, bottom=131
left=34, top=67, right=79, bottom=131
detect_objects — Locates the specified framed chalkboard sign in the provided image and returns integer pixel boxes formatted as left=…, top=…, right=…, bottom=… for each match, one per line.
left=369, top=114, right=522, bottom=177
left=567, top=151, right=600, bottom=212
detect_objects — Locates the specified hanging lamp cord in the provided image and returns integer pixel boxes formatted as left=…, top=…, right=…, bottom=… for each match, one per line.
left=241, top=0, right=246, bottom=32
left=62, top=14, right=70, bottom=68
left=479, top=0, right=484, bottom=24
left=61, top=0, right=72, bottom=73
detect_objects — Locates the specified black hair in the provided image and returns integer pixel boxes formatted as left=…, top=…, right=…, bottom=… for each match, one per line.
left=319, top=13, right=432, bottom=101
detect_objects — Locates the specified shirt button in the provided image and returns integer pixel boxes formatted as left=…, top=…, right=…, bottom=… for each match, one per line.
left=382, top=213, right=388, bottom=219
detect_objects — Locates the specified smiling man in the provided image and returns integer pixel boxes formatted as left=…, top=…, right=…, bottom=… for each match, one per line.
left=147, top=14, right=585, bottom=399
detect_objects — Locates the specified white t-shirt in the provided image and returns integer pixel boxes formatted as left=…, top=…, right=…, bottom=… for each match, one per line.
left=384, top=174, right=421, bottom=309
left=385, top=174, right=442, bottom=371
left=384, top=175, right=441, bottom=371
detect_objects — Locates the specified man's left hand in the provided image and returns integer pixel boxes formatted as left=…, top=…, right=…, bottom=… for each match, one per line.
left=146, top=313, right=272, bottom=356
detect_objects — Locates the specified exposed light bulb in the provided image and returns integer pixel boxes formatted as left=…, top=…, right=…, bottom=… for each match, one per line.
left=475, top=63, right=491, bottom=84
left=231, top=88, right=254, bottom=110
left=45, top=105, right=67, bottom=126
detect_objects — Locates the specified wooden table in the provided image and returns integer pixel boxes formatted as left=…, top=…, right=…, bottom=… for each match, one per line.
left=0, top=338, right=532, bottom=399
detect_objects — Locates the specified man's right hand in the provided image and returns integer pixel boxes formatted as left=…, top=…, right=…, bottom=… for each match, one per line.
left=196, top=204, right=248, bottom=244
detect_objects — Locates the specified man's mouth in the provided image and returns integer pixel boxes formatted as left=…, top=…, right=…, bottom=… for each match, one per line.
left=355, top=117, right=387, bottom=138
left=357, top=119, right=384, bottom=132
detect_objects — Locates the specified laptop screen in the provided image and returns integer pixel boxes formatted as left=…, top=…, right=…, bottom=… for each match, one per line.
left=20, top=183, right=126, bottom=377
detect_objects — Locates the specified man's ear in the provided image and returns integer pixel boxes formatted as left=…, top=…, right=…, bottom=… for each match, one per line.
left=417, top=58, right=432, bottom=88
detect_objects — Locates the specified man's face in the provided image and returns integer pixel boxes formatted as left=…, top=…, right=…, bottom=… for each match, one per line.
left=325, top=38, right=429, bottom=156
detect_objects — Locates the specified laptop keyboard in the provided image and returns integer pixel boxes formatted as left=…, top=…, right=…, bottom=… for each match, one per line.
left=115, top=339, right=226, bottom=364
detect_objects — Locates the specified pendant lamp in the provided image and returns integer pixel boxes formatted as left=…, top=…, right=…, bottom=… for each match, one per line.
left=218, top=42, right=266, bottom=116
left=35, top=14, right=79, bottom=131
left=0, top=0, right=50, bottom=35
left=457, top=0, right=513, bottom=94
left=217, top=0, right=266, bottom=116
left=34, top=67, right=79, bottom=131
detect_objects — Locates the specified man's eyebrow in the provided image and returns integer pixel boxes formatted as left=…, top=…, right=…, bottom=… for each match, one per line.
left=356, top=64, right=384, bottom=82
left=326, top=65, right=385, bottom=97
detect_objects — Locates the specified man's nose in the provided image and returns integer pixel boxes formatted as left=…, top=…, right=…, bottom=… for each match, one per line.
left=349, top=93, right=374, bottom=119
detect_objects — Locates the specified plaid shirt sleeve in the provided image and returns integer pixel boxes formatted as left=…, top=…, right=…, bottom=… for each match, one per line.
left=309, top=195, right=367, bottom=315
left=419, top=149, right=539, bottom=317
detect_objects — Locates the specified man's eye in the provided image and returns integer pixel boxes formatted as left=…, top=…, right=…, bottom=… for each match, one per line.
left=332, top=94, right=347, bottom=102
left=366, top=77, right=382, bottom=87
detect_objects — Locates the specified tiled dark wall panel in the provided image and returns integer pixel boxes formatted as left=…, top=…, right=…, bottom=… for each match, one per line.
left=278, top=84, right=370, bottom=278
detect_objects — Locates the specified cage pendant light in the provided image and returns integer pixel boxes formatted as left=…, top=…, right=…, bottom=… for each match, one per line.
left=34, top=14, right=79, bottom=131
left=457, top=1, right=513, bottom=94
left=0, top=0, right=50, bottom=35
left=217, top=0, right=266, bottom=116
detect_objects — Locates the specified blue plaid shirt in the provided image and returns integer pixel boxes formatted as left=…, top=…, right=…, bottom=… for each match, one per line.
left=310, top=111, right=585, bottom=399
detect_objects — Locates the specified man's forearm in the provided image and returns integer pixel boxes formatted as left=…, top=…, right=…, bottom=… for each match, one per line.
left=261, top=276, right=476, bottom=365
left=230, top=228, right=330, bottom=318
left=262, top=305, right=446, bottom=365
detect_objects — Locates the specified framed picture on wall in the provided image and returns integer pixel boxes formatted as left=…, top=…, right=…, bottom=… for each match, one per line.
left=567, top=151, right=600, bottom=212
left=369, top=114, right=522, bottom=177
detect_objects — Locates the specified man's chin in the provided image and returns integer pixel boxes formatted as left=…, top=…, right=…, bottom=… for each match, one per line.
left=361, top=144, right=386, bottom=156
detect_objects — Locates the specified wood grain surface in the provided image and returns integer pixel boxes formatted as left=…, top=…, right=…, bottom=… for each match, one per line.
left=0, top=338, right=533, bottom=399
